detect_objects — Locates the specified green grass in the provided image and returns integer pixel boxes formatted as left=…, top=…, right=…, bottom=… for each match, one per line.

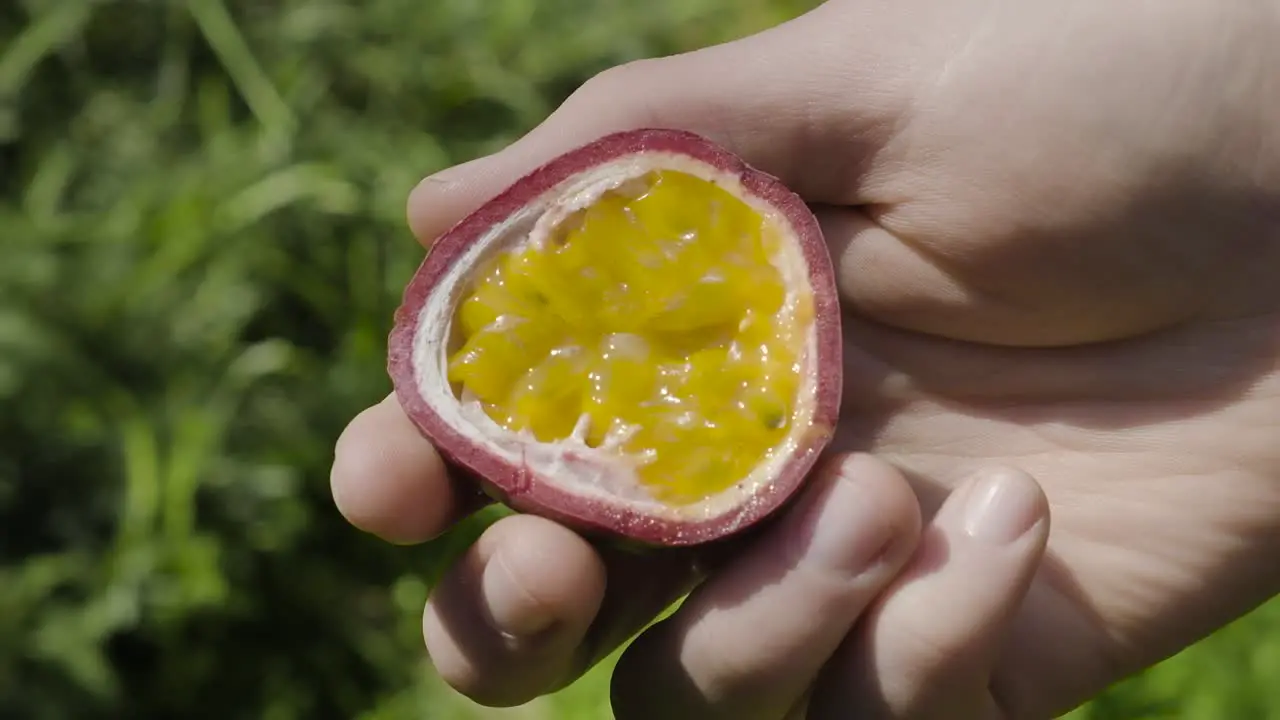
left=0, top=0, right=1275, bottom=717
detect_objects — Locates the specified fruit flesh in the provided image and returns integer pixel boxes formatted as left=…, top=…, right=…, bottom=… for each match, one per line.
left=446, top=169, right=812, bottom=506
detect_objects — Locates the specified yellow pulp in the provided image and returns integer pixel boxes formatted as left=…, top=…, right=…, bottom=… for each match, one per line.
left=447, top=169, right=811, bottom=505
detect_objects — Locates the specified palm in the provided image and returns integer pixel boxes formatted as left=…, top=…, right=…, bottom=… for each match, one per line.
left=813, top=11, right=1280, bottom=702
left=831, top=303, right=1280, bottom=714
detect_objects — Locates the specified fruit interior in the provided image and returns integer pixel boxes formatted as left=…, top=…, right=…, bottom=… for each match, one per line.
left=446, top=169, right=813, bottom=506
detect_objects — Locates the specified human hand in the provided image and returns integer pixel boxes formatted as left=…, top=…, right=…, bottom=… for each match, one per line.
left=331, top=0, right=1280, bottom=717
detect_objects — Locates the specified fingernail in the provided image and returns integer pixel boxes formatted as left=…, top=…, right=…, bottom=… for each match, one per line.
left=963, top=470, right=1042, bottom=544
left=482, top=551, right=557, bottom=640
left=800, top=456, right=898, bottom=575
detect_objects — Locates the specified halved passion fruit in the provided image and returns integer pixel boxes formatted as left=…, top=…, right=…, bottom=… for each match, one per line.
left=389, top=129, right=841, bottom=547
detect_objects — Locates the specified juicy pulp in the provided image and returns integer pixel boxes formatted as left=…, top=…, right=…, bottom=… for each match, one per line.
left=446, top=169, right=813, bottom=506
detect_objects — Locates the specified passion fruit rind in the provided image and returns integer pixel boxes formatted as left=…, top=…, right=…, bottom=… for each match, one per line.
left=389, top=128, right=842, bottom=547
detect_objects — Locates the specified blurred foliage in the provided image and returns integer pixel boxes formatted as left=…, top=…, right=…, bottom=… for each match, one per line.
left=0, top=0, right=1275, bottom=718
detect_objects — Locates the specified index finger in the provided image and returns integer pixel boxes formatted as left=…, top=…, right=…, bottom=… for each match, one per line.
left=331, top=394, right=489, bottom=544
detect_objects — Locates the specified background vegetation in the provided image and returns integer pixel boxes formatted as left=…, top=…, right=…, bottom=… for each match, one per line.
left=1, top=0, right=1276, bottom=717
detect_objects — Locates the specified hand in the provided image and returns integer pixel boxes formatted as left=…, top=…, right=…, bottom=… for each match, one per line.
left=331, top=0, right=1280, bottom=717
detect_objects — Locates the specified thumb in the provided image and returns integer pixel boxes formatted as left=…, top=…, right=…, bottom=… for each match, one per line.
left=406, top=1, right=912, bottom=246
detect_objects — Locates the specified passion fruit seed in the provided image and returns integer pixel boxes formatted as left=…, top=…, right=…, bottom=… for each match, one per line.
left=446, top=169, right=808, bottom=506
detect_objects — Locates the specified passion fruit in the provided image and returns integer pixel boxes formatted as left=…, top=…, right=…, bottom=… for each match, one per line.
left=389, top=128, right=841, bottom=547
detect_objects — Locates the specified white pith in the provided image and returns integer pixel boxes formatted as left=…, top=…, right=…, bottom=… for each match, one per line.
left=412, top=152, right=821, bottom=523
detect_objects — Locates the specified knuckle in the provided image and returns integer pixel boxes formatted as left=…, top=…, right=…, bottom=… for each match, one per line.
left=564, top=58, right=664, bottom=121
left=581, top=59, right=654, bottom=96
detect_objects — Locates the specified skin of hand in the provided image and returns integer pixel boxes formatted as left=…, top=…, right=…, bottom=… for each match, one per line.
left=330, top=0, right=1280, bottom=717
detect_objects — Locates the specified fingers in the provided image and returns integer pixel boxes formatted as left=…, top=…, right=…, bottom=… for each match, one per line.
left=406, top=2, right=908, bottom=246
left=330, top=394, right=484, bottom=544
left=808, top=467, right=1050, bottom=719
left=609, top=453, right=923, bottom=720
left=423, top=514, right=707, bottom=708
left=423, top=514, right=607, bottom=707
